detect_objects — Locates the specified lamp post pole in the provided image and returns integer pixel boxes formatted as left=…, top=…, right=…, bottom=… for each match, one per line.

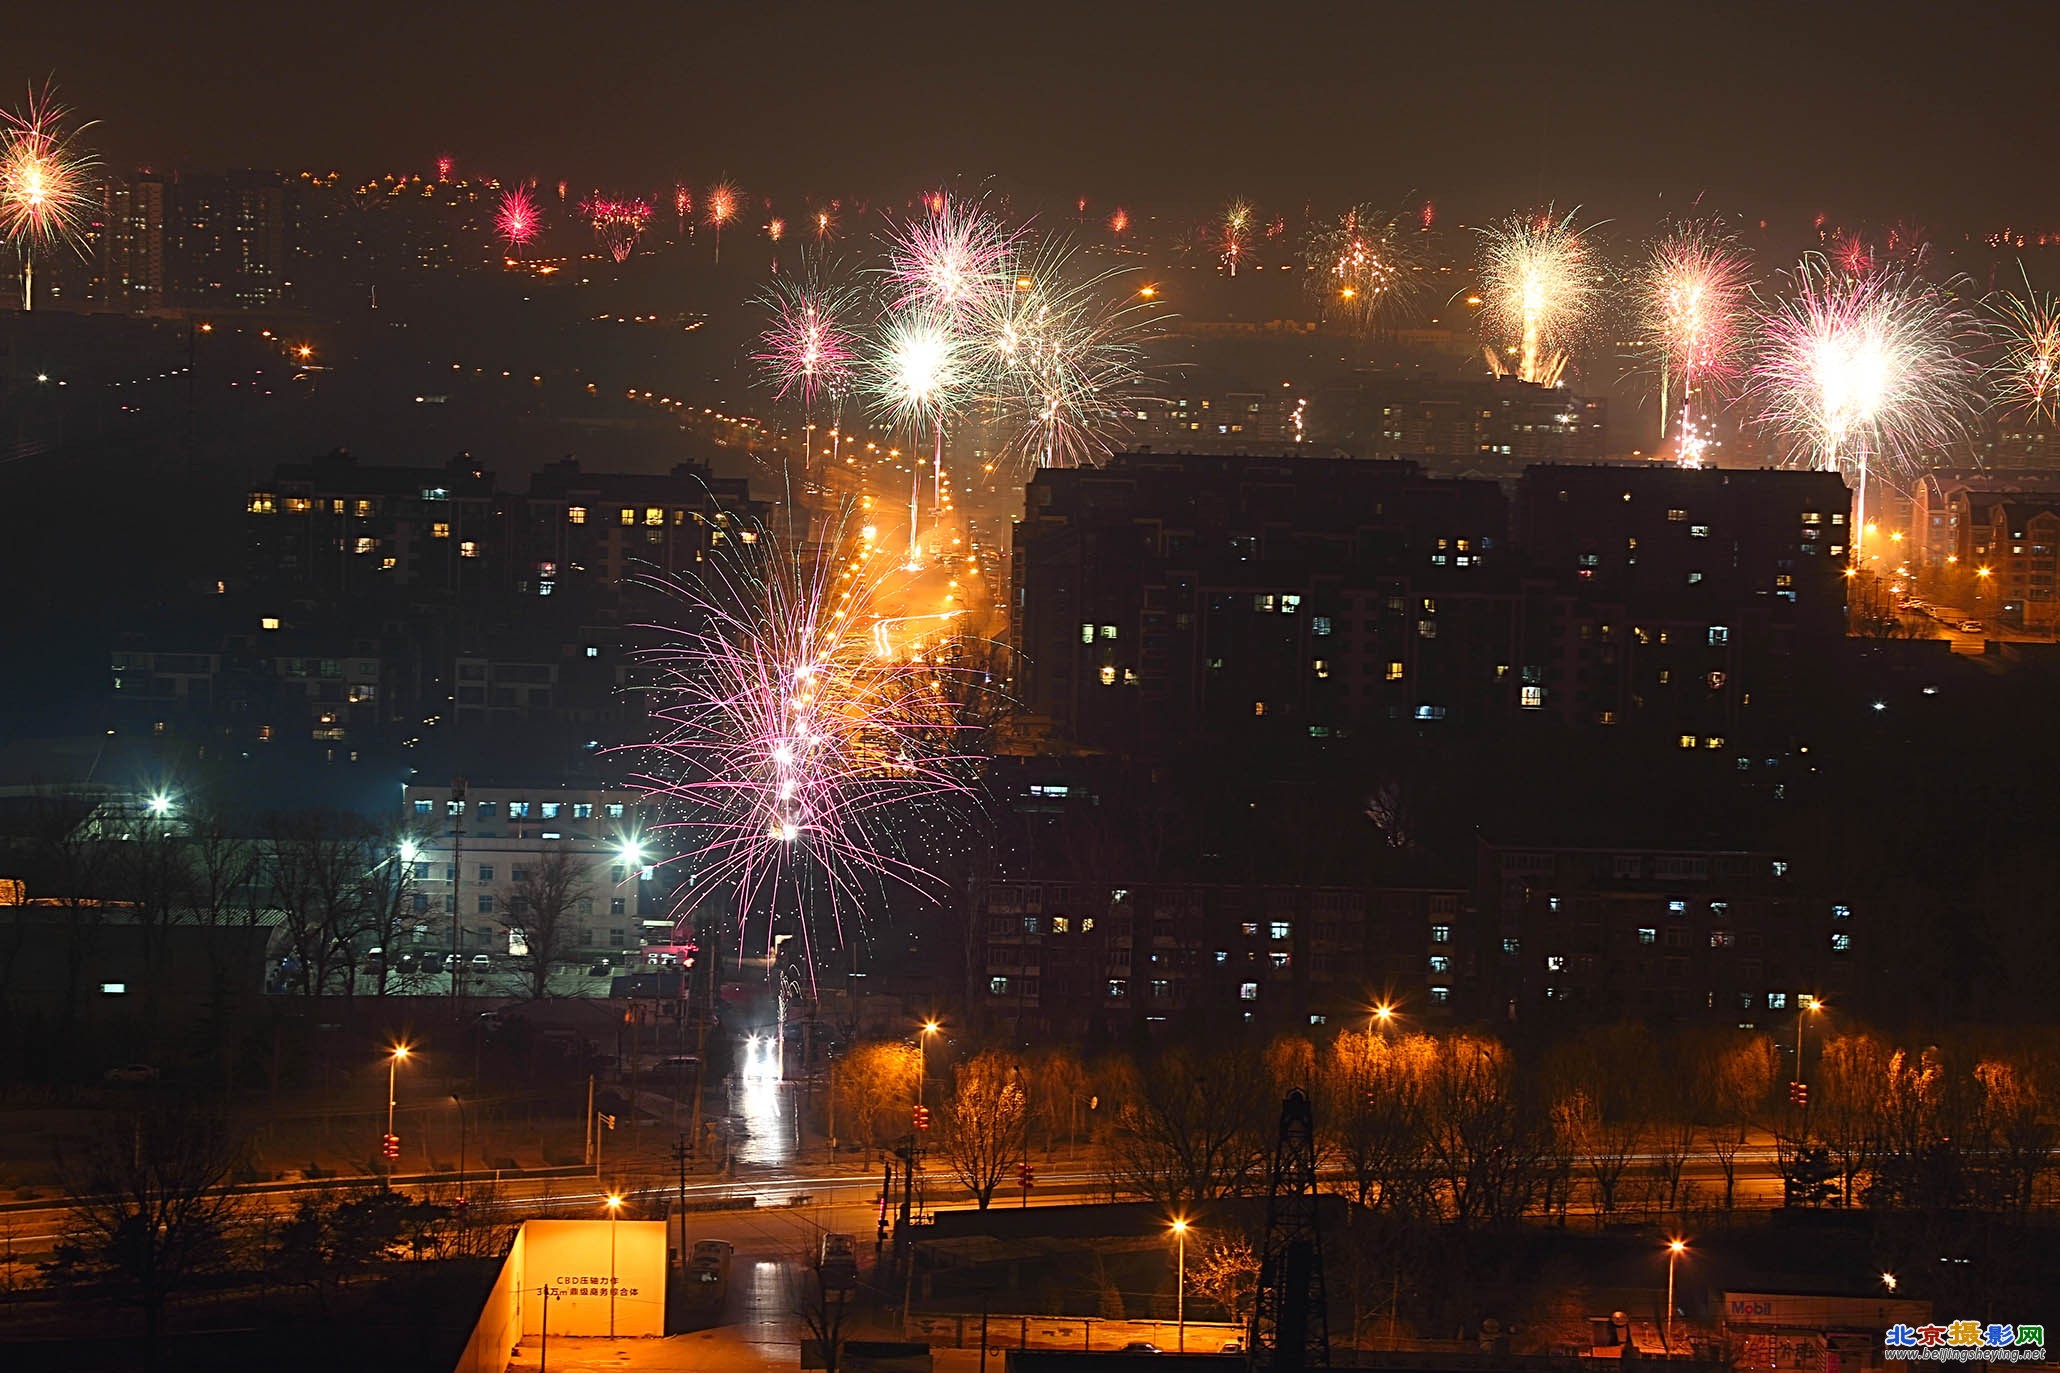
left=1665, top=1239, right=1687, bottom=1351
left=385, top=1045, right=410, bottom=1186
left=1171, top=1218, right=1190, bottom=1353
left=605, top=1193, right=623, bottom=1337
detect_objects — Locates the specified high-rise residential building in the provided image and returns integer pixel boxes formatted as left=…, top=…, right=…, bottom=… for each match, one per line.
left=1315, top=373, right=1608, bottom=463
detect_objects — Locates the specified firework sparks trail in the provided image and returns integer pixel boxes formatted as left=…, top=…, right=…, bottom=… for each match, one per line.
left=1748, top=254, right=1986, bottom=557
left=706, top=180, right=738, bottom=262
left=0, top=85, right=97, bottom=312
left=495, top=185, right=539, bottom=259
left=978, top=231, right=1160, bottom=470
left=1478, top=205, right=1603, bottom=385
left=621, top=517, right=985, bottom=991
left=1989, top=269, right=2060, bottom=421
left=1220, top=197, right=1254, bottom=275
left=585, top=196, right=652, bottom=263
left=1642, top=221, right=1751, bottom=462
left=675, top=184, right=691, bottom=237
left=753, top=258, right=862, bottom=510
left=1108, top=207, right=1129, bottom=236
left=1305, top=205, right=1426, bottom=337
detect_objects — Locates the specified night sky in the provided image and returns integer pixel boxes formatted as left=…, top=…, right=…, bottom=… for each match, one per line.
left=13, top=0, right=2060, bottom=227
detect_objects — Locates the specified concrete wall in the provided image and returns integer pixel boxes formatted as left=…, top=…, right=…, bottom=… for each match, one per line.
left=521, top=1218, right=668, bottom=1338
left=452, top=1224, right=526, bottom=1373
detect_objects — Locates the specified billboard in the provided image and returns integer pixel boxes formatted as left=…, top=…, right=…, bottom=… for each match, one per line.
left=520, top=1219, right=668, bottom=1338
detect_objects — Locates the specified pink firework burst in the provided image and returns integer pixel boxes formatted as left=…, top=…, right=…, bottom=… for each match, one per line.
left=883, top=192, right=1015, bottom=326
left=495, top=185, right=539, bottom=257
left=620, top=517, right=986, bottom=986
left=753, top=268, right=860, bottom=408
left=1643, top=221, right=1752, bottom=458
left=585, top=195, right=651, bottom=263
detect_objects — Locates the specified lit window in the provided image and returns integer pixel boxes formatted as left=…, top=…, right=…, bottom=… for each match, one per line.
left=1502, top=937, right=1520, bottom=955
left=1710, top=930, right=1734, bottom=948
left=1270, top=921, right=1291, bottom=940
left=459, top=541, right=479, bottom=558
left=1051, top=916, right=1069, bottom=934
left=1099, top=625, right=1118, bottom=640
left=1429, top=955, right=1451, bottom=973
left=1637, top=927, right=1657, bottom=945
left=1386, top=661, right=1404, bottom=681
left=1520, top=685, right=1544, bottom=708
left=1270, top=952, right=1290, bottom=968
left=508, top=802, right=530, bottom=818
left=568, top=506, right=588, bottom=525
left=1428, top=986, right=1450, bottom=1005
left=1312, top=615, right=1333, bottom=636
left=248, top=493, right=277, bottom=514
left=1253, top=701, right=1266, bottom=717
left=1431, top=924, right=1451, bottom=944
left=1280, top=594, right=1301, bottom=614
left=1214, top=950, right=1229, bottom=963
left=1709, top=625, right=1729, bottom=646
left=1667, top=508, right=1687, bottom=522
left=619, top=508, right=635, bottom=526
left=1768, top=992, right=1788, bottom=1009
left=571, top=803, right=592, bottom=819
left=1081, top=623, right=1095, bottom=644
left=446, top=800, right=466, bottom=816
left=1832, top=903, right=1850, bottom=919
left=1772, top=860, right=1789, bottom=877
left=413, top=799, right=433, bottom=815
left=1108, top=979, right=1128, bottom=999
left=989, top=977, right=1011, bottom=996
left=1546, top=955, right=1565, bottom=971
left=540, top=802, right=560, bottom=819
left=431, top=522, right=451, bottom=539
left=1099, top=666, right=1117, bottom=686
left=1678, top=734, right=1697, bottom=749
left=355, top=536, right=377, bottom=555
left=1239, top=982, right=1259, bottom=1001
left=1669, top=900, right=1687, bottom=913
left=1690, top=524, right=1711, bottom=538
left=644, top=506, right=665, bottom=527
left=1831, top=932, right=1851, bottom=953
left=606, top=803, right=625, bottom=818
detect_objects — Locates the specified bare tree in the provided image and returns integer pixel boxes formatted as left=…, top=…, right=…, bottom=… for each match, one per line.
left=1025, top=1048, right=1089, bottom=1154
left=1976, top=1057, right=2054, bottom=1211
left=49, top=1108, right=244, bottom=1347
left=1321, top=1030, right=1433, bottom=1213
left=939, top=1050, right=1026, bottom=1209
left=1696, top=1031, right=1778, bottom=1211
left=1421, top=1035, right=1547, bottom=1227
left=796, top=1250, right=860, bottom=1373
left=266, top=812, right=375, bottom=996
left=1816, top=1033, right=1891, bottom=1207
left=502, top=847, right=592, bottom=999
left=1110, top=1042, right=1272, bottom=1205
left=829, top=1041, right=920, bottom=1163
left=1186, top=1232, right=1260, bottom=1326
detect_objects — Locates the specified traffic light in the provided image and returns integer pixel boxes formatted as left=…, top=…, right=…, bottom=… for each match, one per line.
left=381, top=1133, right=400, bottom=1161
left=912, top=1104, right=930, bottom=1132
left=1018, top=1162, right=1035, bottom=1189
left=1788, top=1080, right=1809, bottom=1108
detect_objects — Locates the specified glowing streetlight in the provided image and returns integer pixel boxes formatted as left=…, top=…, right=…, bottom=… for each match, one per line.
left=385, top=1044, right=411, bottom=1184
left=1880, top=1271, right=1898, bottom=1292
left=1170, top=1217, right=1192, bottom=1351
left=1369, top=1003, right=1395, bottom=1037
left=398, top=838, right=419, bottom=866
left=145, top=793, right=173, bottom=818
left=1665, top=1238, right=1688, bottom=1350
left=604, top=1192, right=625, bottom=1336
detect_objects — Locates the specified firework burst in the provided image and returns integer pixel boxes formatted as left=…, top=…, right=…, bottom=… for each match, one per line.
left=1748, top=254, right=1986, bottom=549
left=1642, top=220, right=1752, bottom=462
left=754, top=258, right=863, bottom=500
left=674, top=184, right=691, bottom=236
left=1989, top=270, right=2060, bottom=421
left=585, top=195, right=652, bottom=263
left=624, top=516, right=984, bottom=989
left=883, top=192, right=1015, bottom=327
left=866, top=309, right=976, bottom=561
left=706, top=179, right=738, bottom=262
left=1477, top=205, right=1603, bottom=385
left=1220, top=197, right=1254, bottom=275
left=978, top=232, right=1159, bottom=469
left=495, top=185, right=540, bottom=258
left=1306, top=205, right=1424, bottom=336
left=0, top=85, right=98, bottom=311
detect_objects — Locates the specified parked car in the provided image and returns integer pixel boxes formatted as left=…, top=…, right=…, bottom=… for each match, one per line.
left=1220, top=1341, right=1245, bottom=1354
left=589, top=958, right=613, bottom=976
left=104, top=1064, right=160, bottom=1084
left=1958, top=619, right=1985, bottom=633
left=1119, top=1343, right=1161, bottom=1354
left=470, top=953, right=492, bottom=968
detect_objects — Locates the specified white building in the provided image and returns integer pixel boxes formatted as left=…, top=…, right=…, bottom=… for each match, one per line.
left=400, top=780, right=679, bottom=962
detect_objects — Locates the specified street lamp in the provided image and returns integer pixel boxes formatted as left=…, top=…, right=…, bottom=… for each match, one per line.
left=386, top=1044, right=411, bottom=1184
left=919, top=1020, right=940, bottom=1109
left=398, top=838, right=419, bottom=866
left=605, top=1192, right=624, bottom=1337
left=1170, top=1217, right=1191, bottom=1353
left=451, top=1093, right=470, bottom=1204
left=1796, top=995, right=1824, bottom=1092
left=1881, top=1271, right=1898, bottom=1292
left=1368, top=1003, right=1395, bottom=1038
left=1665, top=1238, right=1688, bottom=1351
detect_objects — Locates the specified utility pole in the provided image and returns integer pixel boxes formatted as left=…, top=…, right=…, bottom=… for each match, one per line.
left=673, top=1131, right=690, bottom=1219
left=585, top=1075, right=595, bottom=1169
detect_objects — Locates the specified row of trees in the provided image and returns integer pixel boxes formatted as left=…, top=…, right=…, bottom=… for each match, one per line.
left=828, top=1023, right=2060, bottom=1220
